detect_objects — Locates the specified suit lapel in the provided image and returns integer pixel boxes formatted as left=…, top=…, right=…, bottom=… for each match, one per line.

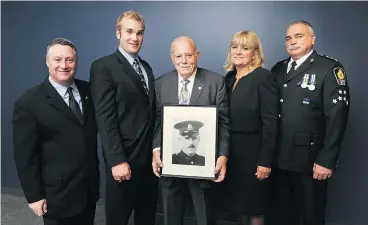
left=140, top=57, right=155, bottom=105
left=286, top=51, right=317, bottom=82
left=42, top=78, right=81, bottom=125
left=190, top=68, right=204, bottom=104
left=168, top=72, right=179, bottom=104
left=114, top=50, right=148, bottom=97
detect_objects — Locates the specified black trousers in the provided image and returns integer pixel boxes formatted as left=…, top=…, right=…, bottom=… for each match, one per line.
left=43, top=204, right=96, bottom=225
left=104, top=163, right=158, bottom=225
left=161, top=178, right=215, bottom=225
left=267, top=169, right=328, bottom=225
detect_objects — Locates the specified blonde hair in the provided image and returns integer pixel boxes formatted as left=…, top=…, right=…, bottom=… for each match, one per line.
left=223, top=30, right=265, bottom=71
left=116, top=10, right=145, bottom=32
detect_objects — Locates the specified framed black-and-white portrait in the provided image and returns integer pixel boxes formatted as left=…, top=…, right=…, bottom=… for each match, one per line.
left=160, top=105, right=218, bottom=180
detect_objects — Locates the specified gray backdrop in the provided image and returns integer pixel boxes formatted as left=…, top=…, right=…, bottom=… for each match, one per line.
left=2, top=2, right=367, bottom=224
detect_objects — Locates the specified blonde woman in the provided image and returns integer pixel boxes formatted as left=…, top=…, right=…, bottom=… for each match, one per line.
left=223, top=30, right=279, bottom=225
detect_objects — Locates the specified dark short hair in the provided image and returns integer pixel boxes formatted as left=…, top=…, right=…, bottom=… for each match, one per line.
left=46, top=37, right=77, bottom=56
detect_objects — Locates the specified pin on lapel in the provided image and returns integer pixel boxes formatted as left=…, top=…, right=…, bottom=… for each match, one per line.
left=85, top=96, right=88, bottom=100
left=198, top=87, right=202, bottom=90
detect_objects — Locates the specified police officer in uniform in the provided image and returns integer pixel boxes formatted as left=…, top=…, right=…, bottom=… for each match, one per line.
left=268, top=20, right=350, bottom=225
left=172, top=120, right=205, bottom=166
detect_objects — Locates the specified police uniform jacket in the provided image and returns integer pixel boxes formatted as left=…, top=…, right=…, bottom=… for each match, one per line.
left=271, top=51, right=350, bottom=172
left=172, top=150, right=205, bottom=166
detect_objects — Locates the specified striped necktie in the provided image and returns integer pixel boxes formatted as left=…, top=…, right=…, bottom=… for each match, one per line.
left=132, top=59, right=149, bottom=94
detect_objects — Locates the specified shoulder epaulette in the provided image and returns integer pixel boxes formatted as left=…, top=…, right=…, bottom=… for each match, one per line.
left=318, top=53, right=339, bottom=62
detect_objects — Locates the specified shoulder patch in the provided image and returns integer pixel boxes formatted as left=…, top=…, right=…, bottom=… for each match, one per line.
left=333, top=67, right=346, bottom=85
left=319, top=53, right=338, bottom=62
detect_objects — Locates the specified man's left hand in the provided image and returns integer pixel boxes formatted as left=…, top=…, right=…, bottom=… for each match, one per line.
left=214, top=156, right=228, bottom=183
left=313, top=163, right=333, bottom=180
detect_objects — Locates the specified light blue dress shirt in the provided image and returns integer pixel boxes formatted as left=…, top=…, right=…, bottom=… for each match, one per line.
left=118, top=47, right=149, bottom=89
left=48, top=76, right=83, bottom=112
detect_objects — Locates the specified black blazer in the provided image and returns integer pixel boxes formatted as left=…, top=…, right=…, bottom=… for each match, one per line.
left=13, top=78, right=99, bottom=219
left=89, top=49, right=155, bottom=170
left=153, top=68, right=230, bottom=187
left=225, top=67, right=279, bottom=167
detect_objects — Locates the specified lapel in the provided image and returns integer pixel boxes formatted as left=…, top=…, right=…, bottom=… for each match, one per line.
left=168, top=72, right=179, bottom=104
left=74, top=79, right=87, bottom=125
left=276, top=59, right=289, bottom=84
left=286, top=51, right=317, bottom=83
left=42, top=78, right=82, bottom=125
left=114, top=49, right=149, bottom=98
left=139, top=56, right=155, bottom=105
left=190, top=68, right=204, bottom=104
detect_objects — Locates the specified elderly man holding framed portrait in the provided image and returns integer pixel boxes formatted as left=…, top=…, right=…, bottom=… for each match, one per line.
left=151, top=36, right=230, bottom=225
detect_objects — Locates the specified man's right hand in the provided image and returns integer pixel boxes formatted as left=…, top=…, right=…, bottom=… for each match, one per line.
left=29, top=199, right=47, bottom=217
left=112, top=162, right=131, bottom=182
left=152, top=151, right=163, bottom=177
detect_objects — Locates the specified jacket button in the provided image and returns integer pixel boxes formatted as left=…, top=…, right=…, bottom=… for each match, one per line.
left=278, top=114, right=281, bottom=118
left=280, top=99, right=284, bottom=103
left=310, top=142, right=314, bottom=146
left=283, top=84, right=287, bottom=88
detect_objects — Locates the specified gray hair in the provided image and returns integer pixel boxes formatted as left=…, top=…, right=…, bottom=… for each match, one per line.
left=289, top=20, right=315, bottom=36
left=46, top=37, right=77, bottom=57
left=170, top=36, right=198, bottom=54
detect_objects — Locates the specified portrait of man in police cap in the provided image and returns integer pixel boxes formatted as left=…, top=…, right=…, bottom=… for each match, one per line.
left=172, top=120, right=205, bottom=166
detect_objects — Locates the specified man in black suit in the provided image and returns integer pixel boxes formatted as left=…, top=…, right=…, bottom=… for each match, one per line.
left=152, top=36, right=230, bottom=225
left=268, top=20, right=350, bottom=225
left=89, top=10, right=157, bottom=225
left=13, top=38, right=99, bottom=225
left=172, top=120, right=205, bottom=166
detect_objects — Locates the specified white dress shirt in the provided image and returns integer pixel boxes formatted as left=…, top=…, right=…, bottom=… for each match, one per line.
left=48, top=76, right=83, bottom=112
left=287, top=49, right=314, bottom=73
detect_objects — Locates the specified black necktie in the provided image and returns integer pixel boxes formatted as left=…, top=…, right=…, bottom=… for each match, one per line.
left=288, top=61, right=297, bottom=74
left=67, top=87, right=83, bottom=124
left=132, top=59, right=149, bottom=94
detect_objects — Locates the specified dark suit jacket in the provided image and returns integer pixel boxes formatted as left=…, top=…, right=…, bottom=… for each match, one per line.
left=271, top=51, right=350, bottom=172
left=89, top=49, right=155, bottom=170
left=13, top=78, right=99, bottom=219
left=153, top=68, right=230, bottom=187
left=225, top=67, right=279, bottom=168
